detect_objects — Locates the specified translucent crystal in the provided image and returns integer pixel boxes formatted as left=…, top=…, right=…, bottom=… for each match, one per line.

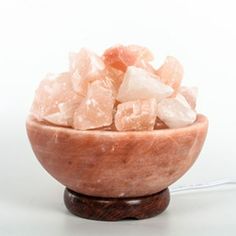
left=115, top=99, right=157, bottom=131
left=117, top=66, right=173, bottom=103
left=103, top=44, right=154, bottom=72
left=156, top=94, right=197, bottom=128
left=70, top=48, right=105, bottom=96
left=103, top=66, right=124, bottom=97
left=31, top=72, right=82, bottom=126
left=73, top=80, right=114, bottom=130
left=156, top=56, right=183, bottom=91
left=179, top=86, right=198, bottom=109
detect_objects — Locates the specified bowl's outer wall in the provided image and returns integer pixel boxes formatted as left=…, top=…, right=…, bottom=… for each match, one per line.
left=26, top=115, right=208, bottom=198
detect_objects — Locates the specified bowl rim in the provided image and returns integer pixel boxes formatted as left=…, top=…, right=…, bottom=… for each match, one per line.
left=26, top=114, right=208, bottom=137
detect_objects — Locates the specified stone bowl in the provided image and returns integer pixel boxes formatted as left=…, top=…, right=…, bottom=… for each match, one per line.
left=26, top=114, right=208, bottom=198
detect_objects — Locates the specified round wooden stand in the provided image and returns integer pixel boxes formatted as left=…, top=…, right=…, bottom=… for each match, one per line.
left=64, top=188, right=170, bottom=221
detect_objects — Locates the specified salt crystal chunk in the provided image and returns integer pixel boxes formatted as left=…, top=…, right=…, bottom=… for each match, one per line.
left=44, top=112, right=69, bottom=126
left=57, top=100, right=82, bottom=125
left=156, top=56, right=183, bottom=91
left=115, top=99, right=157, bottom=131
left=103, top=44, right=153, bottom=72
left=103, top=66, right=124, bottom=97
left=117, top=66, right=173, bottom=103
left=73, top=80, right=114, bottom=130
left=179, top=86, right=198, bottom=109
left=156, top=94, right=197, bottom=128
left=134, top=60, right=156, bottom=75
left=70, top=48, right=105, bottom=95
left=31, top=72, right=82, bottom=126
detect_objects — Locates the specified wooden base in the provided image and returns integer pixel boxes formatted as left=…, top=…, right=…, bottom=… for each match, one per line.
left=64, top=188, right=170, bottom=221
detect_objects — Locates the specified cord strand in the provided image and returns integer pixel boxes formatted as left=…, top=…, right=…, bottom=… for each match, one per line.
left=170, top=178, right=236, bottom=193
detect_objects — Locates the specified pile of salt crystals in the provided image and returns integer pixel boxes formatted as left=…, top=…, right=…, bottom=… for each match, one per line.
left=31, top=45, right=198, bottom=131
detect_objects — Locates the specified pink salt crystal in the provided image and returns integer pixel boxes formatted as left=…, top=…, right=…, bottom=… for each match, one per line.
left=103, top=66, right=124, bottom=97
left=156, top=94, right=197, bottom=128
left=73, top=80, right=114, bottom=130
left=179, top=86, right=198, bottom=109
left=114, top=99, right=157, bottom=131
left=70, top=48, right=105, bottom=95
left=103, top=44, right=153, bottom=72
left=134, top=60, right=156, bottom=75
left=117, top=66, right=173, bottom=103
left=57, top=100, right=82, bottom=125
left=43, top=112, right=69, bottom=126
left=31, top=72, right=82, bottom=126
left=127, top=44, right=154, bottom=62
left=156, top=56, right=183, bottom=91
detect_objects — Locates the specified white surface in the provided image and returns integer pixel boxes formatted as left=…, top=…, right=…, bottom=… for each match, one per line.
left=0, top=0, right=236, bottom=235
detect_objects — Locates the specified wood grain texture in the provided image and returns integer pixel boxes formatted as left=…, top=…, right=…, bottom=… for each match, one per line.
left=64, top=188, right=170, bottom=221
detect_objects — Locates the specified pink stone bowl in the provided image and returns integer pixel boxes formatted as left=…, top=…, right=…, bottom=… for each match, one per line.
left=26, top=114, right=208, bottom=198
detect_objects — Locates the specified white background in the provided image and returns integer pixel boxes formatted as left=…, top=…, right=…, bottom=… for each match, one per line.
left=0, top=0, right=236, bottom=235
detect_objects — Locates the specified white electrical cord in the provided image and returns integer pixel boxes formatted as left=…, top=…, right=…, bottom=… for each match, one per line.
left=170, top=178, right=236, bottom=193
